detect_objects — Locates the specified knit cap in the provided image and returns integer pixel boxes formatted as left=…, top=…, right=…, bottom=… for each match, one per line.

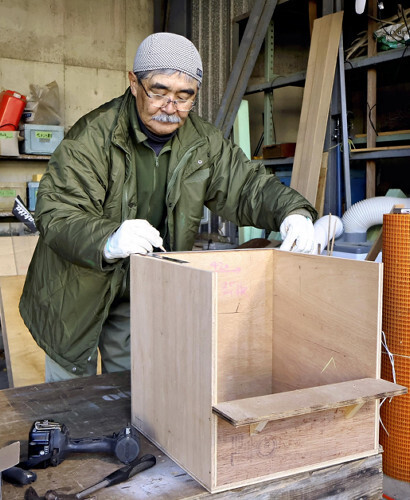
left=133, top=33, right=203, bottom=83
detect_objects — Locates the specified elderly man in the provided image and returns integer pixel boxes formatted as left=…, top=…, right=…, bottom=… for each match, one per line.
left=20, top=33, right=317, bottom=382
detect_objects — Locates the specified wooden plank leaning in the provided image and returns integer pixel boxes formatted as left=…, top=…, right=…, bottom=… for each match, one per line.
left=214, top=0, right=279, bottom=138
left=290, top=11, right=344, bottom=206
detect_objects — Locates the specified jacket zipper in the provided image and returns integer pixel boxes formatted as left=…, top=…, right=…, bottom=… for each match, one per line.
left=164, top=140, right=205, bottom=248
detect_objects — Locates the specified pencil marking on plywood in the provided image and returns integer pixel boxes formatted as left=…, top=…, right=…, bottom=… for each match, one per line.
left=321, top=356, right=337, bottom=373
left=257, top=436, right=277, bottom=457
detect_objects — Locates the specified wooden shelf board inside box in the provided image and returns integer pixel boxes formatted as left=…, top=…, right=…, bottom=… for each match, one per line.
left=130, top=249, right=404, bottom=493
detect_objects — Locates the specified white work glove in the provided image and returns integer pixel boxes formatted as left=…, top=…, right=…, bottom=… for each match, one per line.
left=104, top=219, right=163, bottom=260
left=280, top=214, right=315, bottom=254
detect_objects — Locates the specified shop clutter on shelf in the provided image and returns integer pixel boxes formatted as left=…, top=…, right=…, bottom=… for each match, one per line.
left=345, top=6, right=410, bottom=60
left=0, top=81, right=64, bottom=157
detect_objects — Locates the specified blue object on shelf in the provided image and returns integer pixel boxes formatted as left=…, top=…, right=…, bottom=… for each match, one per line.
left=27, top=181, right=39, bottom=211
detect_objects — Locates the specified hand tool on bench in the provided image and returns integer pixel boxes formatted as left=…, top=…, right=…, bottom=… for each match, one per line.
left=23, top=454, right=156, bottom=500
left=147, top=253, right=189, bottom=263
left=2, top=465, right=37, bottom=485
left=148, top=245, right=188, bottom=263
left=25, top=420, right=140, bottom=468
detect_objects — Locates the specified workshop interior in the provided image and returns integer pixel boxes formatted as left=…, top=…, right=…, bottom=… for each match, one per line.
left=0, top=0, right=410, bottom=498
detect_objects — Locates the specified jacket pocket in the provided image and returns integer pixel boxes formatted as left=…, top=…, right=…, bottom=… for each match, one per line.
left=183, top=167, right=210, bottom=184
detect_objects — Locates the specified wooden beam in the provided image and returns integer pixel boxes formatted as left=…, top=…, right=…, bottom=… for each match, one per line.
left=366, top=0, right=378, bottom=198
left=0, top=275, right=45, bottom=387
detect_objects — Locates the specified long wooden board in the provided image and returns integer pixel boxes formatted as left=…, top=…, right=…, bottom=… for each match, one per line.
left=213, top=378, right=407, bottom=426
left=0, top=275, right=45, bottom=387
left=290, top=11, right=344, bottom=205
left=0, top=235, right=38, bottom=276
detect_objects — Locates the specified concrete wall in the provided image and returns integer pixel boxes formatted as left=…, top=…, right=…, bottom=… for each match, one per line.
left=0, top=0, right=153, bottom=131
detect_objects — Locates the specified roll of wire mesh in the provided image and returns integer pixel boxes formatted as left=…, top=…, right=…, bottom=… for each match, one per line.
left=380, top=213, right=410, bottom=481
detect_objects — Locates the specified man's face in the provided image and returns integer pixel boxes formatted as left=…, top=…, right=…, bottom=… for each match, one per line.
left=128, top=71, right=198, bottom=135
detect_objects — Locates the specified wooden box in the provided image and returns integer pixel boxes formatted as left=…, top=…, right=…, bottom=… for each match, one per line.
left=262, top=142, right=296, bottom=159
left=130, top=249, right=406, bottom=493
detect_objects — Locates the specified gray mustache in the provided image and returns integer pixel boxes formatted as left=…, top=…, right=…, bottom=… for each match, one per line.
left=152, top=114, right=181, bottom=124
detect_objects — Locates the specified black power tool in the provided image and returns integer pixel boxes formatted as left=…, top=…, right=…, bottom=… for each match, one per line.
left=25, top=419, right=140, bottom=468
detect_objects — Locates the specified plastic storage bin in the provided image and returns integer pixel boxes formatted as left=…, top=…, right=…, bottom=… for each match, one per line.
left=21, top=124, right=64, bottom=155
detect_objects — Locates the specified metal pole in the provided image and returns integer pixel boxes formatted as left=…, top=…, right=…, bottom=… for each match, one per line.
left=338, top=34, right=352, bottom=209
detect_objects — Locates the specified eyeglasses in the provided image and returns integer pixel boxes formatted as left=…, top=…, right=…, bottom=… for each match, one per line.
left=138, top=80, right=195, bottom=112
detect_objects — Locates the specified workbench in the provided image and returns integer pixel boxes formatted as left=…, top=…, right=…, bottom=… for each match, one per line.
left=0, top=371, right=383, bottom=499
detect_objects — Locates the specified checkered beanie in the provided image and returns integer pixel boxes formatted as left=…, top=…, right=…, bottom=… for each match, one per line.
left=133, top=33, right=203, bottom=83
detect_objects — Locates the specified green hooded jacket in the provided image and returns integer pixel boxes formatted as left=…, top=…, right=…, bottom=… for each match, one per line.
left=19, top=88, right=317, bottom=375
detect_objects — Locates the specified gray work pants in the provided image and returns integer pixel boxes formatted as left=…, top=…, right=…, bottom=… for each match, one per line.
left=45, top=298, right=131, bottom=382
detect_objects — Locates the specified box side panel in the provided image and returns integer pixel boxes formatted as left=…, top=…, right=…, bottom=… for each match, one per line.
left=216, top=400, right=377, bottom=489
left=130, top=255, right=215, bottom=488
left=271, top=252, right=383, bottom=391
left=172, top=249, right=275, bottom=402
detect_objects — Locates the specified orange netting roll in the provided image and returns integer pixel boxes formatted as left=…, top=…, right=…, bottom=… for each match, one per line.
left=380, top=213, right=410, bottom=481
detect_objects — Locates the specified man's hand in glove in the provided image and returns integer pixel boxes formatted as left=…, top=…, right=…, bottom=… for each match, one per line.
left=104, top=219, right=163, bottom=260
left=279, top=214, right=315, bottom=254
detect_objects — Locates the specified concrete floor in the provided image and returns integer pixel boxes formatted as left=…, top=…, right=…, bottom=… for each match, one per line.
left=0, top=345, right=409, bottom=499
left=383, top=475, right=410, bottom=500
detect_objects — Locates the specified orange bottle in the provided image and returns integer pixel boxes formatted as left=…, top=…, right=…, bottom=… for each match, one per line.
left=0, top=90, right=27, bottom=131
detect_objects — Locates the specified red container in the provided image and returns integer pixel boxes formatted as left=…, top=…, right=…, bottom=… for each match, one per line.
left=0, top=90, right=27, bottom=131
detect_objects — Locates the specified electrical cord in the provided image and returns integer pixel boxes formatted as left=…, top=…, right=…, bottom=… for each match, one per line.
left=367, top=102, right=378, bottom=136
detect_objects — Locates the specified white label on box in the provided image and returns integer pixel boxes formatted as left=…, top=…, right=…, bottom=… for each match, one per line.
left=35, top=131, right=52, bottom=141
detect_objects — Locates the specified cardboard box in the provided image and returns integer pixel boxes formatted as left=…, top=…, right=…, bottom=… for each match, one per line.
left=130, top=249, right=406, bottom=493
left=0, top=131, right=19, bottom=157
left=21, top=124, right=64, bottom=155
left=263, top=142, right=296, bottom=159
left=0, top=183, right=26, bottom=212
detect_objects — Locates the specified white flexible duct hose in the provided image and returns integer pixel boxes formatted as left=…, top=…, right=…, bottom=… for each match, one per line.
left=313, top=215, right=344, bottom=254
left=342, top=196, right=410, bottom=242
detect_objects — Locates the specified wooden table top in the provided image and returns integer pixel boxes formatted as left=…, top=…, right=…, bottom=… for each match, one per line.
left=0, top=371, right=208, bottom=499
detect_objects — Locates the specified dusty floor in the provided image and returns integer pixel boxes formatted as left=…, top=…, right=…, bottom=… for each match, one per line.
left=0, top=346, right=409, bottom=499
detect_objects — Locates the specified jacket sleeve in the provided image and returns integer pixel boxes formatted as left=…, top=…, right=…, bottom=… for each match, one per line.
left=34, top=139, right=121, bottom=271
left=204, top=131, right=317, bottom=231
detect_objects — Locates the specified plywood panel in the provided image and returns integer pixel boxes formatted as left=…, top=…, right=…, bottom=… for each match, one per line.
left=271, top=252, right=383, bottom=392
left=290, top=12, right=344, bottom=205
left=0, top=236, right=38, bottom=276
left=169, top=250, right=275, bottom=402
left=0, top=275, right=45, bottom=387
left=0, top=237, right=17, bottom=276
left=215, top=402, right=377, bottom=490
left=12, top=235, right=38, bottom=274
left=130, top=255, right=215, bottom=488
left=213, top=378, right=406, bottom=426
